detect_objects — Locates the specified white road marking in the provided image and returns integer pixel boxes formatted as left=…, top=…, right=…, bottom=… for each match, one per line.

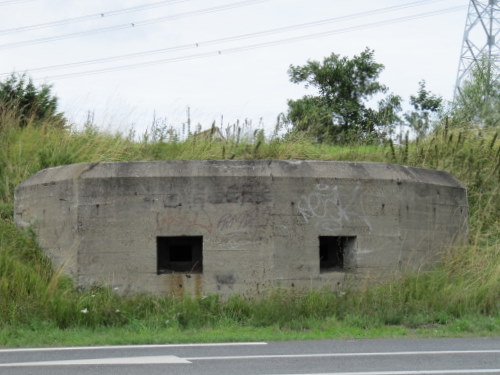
left=264, top=371, right=500, bottom=375
left=186, top=349, right=500, bottom=360
left=0, top=355, right=191, bottom=367
left=0, top=341, right=267, bottom=353
left=1, top=346, right=498, bottom=370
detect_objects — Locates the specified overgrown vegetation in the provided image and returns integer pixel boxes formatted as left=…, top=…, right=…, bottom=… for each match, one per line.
left=452, top=56, right=500, bottom=129
left=0, top=109, right=498, bottom=346
left=0, top=73, right=65, bottom=129
left=0, top=56, right=498, bottom=346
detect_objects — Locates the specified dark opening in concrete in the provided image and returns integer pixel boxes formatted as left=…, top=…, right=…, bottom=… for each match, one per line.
left=319, top=236, right=356, bottom=272
left=157, top=236, right=203, bottom=274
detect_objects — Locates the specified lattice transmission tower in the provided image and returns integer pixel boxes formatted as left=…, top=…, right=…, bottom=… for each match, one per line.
left=454, top=0, right=499, bottom=100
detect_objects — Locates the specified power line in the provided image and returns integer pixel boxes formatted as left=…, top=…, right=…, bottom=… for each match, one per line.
left=33, top=5, right=466, bottom=81
left=0, top=0, right=195, bottom=35
left=0, top=0, right=270, bottom=49
left=0, top=0, right=34, bottom=6
left=0, top=0, right=450, bottom=76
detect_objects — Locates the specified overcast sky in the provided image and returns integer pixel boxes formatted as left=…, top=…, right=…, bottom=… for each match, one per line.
left=0, top=0, right=468, bottom=136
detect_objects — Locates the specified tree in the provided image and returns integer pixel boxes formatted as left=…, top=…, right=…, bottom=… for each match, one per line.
left=286, top=48, right=401, bottom=143
left=404, top=80, right=443, bottom=139
left=453, top=55, right=499, bottom=128
left=0, top=73, right=65, bottom=127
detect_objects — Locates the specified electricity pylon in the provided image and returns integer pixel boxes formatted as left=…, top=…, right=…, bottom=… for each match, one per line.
left=454, top=0, right=499, bottom=100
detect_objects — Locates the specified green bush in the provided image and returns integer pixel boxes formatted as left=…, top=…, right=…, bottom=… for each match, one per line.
left=0, top=73, right=65, bottom=128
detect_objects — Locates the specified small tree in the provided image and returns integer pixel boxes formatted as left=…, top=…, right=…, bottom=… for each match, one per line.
left=404, top=80, right=443, bottom=139
left=453, top=56, right=499, bottom=128
left=0, top=73, right=65, bottom=127
left=286, top=48, right=401, bottom=143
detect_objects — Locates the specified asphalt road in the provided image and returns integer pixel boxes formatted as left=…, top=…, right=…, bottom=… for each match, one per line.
left=0, top=337, right=499, bottom=375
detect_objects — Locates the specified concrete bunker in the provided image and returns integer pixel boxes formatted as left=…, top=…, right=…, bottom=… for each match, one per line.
left=14, top=160, right=468, bottom=297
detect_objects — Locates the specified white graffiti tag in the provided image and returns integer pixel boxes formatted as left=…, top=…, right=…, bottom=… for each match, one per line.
left=297, top=183, right=371, bottom=232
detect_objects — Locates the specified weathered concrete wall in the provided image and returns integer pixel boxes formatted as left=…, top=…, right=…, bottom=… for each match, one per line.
left=14, top=160, right=468, bottom=296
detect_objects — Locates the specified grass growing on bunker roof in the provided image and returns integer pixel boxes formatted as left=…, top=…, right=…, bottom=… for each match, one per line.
left=0, top=108, right=499, bottom=347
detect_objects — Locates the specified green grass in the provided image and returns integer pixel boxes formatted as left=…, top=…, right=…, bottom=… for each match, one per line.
left=0, top=109, right=498, bottom=347
left=1, top=316, right=499, bottom=348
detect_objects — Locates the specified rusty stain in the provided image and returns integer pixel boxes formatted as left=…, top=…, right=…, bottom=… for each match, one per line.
left=194, top=273, right=202, bottom=297
left=168, top=273, right=184, bottom=297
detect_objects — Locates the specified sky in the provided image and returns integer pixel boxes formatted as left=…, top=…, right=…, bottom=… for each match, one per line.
left=0, top=0, right=469, bottom=136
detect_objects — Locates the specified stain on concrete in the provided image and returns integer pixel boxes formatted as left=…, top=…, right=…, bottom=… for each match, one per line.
left=215, top=273, right=236, bottom=288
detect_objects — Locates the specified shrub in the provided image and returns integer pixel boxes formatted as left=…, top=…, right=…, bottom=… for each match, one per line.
left=0, top=73, right=65, bottom=128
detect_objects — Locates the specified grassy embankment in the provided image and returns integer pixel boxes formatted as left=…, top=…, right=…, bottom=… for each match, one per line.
left=0, top=110, right=498, bottom=347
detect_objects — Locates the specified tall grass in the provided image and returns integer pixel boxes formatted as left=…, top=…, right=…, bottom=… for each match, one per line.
left=0, top=108, right=498, bottom=336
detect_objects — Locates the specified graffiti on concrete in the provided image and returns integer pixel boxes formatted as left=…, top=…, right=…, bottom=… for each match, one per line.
left=156, top=212, right=214, bottom=234
left=217, top=207, right=271, bottom=232
left=297, top=183, right=371, bottom=232
left=217, top=212, right=256, bottom=232
left=212, top=208, right=271, bottom=250
left=209, top=181, right=271, bottom=205
left=156, top=180, right=272, bottom=207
